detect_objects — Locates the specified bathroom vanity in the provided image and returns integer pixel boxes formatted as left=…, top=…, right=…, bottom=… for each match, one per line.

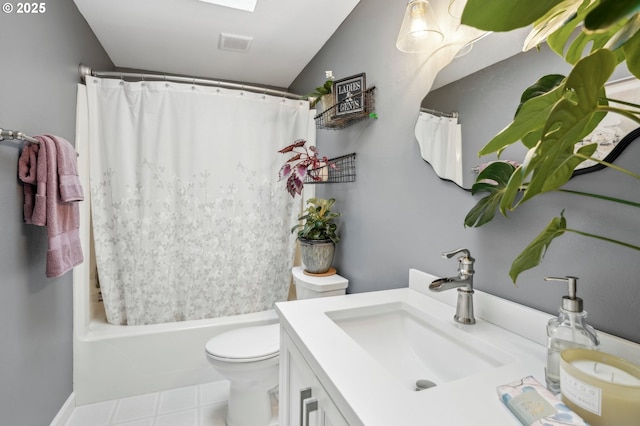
left=276, top=269, right=640, bottom=425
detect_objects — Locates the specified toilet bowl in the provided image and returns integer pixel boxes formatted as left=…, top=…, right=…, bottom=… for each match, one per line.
left=205, top=323, right=280, bottom=426
left=204, top=269, right=348, bottom=426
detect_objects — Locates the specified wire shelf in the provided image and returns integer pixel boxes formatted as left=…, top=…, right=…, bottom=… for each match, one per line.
left=304, top=153, right=356, bottom=184
left=314, top=88, right=376, bottom=130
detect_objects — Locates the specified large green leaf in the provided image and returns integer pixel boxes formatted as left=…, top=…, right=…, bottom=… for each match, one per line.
left=623, top=24, right=640, bottom=78
left=585, top=0, right=640, bottom=31
left=606, top=13, right=640, bottom=50
left=546, top=0, right=596, bottom=57
left=461, top=0, right=562, bottom=31
left=564, top=19, right=626, bottom=64
left=544, top=0, right=626, bottom=63
left=478, top=83, right=566, bottom=156
left=540, top=143, right=598, bottom=193
left=516, top=74, right=566, bottom=117
left=500, top=165, right=525, bottom=214
left=464, top=162, right=517, bottom=227
left=543, top=0, right=632, bottom=65
left=509, top=212, right=567, bottom=283
left=523, top=0, right=586, bottom=51
left=516, top=49, right=615, bottom=205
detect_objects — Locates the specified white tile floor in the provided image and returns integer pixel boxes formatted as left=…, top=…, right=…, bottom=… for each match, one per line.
left=64, top=381, right=232, bottom=426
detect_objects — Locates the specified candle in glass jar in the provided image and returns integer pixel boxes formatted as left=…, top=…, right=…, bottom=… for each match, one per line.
left=560, top=349, right=640, bottom=426
left=570, top=359, right=640, bottom=386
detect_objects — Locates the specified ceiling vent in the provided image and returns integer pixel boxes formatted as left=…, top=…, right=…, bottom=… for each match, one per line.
left=219, top=33, right=253, bottom=52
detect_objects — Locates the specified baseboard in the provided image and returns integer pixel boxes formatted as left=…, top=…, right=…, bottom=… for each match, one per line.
left=50, top=393, right=75, bottom=426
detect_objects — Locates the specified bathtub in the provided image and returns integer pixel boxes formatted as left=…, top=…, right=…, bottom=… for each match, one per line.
left=72, top=102, right=280, bottom=405
left=71, top=187, right=279, bottom=406
left=73, top=294, right=278, bottom=405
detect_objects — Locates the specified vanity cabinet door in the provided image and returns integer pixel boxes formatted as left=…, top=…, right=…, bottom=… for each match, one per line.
left=280, top=327, right=348, bottom=426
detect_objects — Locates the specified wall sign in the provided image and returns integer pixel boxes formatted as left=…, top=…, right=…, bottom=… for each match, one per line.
left=333, top=73, right=366, bottom=116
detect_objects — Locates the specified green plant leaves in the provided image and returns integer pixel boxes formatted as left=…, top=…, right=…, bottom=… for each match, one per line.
left=461, top=0, right=562, bottom=31
left=584, top=0, right=640, bottom=31
left=464, top=162, right=517, bottom=227
left=524, top=0, right=585, bottom=51
left=516, top=49, right=614, bottom=206
left=623, top=23, right=640, bottom=78
left=292, top=198, right=340, bottom=243
left=515, top=74, right=566, bottom=117
left=478, top=50, right=614, bottom=214
left=460, top=0, right=640, bottom=283
left=478, top=82, right=565, bottom=156
left=509, top=212, right=567, bottom=282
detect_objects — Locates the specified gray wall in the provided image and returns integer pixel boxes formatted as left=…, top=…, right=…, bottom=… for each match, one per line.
left=290, top=0, right=640, bottom=344
left=0, top=2, right=112, bottom=424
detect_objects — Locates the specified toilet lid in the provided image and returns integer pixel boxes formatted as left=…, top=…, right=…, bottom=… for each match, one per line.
left=205, top=323, right=280, bottom=362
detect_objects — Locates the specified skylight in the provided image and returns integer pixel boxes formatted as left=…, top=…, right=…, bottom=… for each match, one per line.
left=196, top=0, right=257, bottom=12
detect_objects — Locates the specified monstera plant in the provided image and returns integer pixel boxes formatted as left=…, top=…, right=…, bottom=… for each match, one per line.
left=461, top=0, right=640, bottom=282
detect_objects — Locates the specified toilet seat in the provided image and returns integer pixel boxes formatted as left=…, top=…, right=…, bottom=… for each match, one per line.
left=205, top=323, right=280, bottom=363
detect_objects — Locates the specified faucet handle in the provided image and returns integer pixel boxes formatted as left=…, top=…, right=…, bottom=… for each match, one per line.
left=442, top=248, right=475, bottom=263
left=442, top=248, right=475, bottom=276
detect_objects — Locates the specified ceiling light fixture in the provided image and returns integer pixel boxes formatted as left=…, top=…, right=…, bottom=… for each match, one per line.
left=396, top=0, right=444, bottom=53
left=196, top=0, right=257, bottom=13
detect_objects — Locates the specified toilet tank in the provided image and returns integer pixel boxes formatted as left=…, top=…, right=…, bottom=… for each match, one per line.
left=292, top=266, right=348, bottom=300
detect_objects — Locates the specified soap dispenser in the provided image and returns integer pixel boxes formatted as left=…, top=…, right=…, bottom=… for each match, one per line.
left=545, top=276, right=599, bottom=394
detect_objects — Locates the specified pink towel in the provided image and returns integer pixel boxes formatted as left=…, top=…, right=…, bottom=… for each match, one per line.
left=48, top=134, right=84, bottom=202
left=17, top=142, right=39, bottom=224
left=29, top=135, right=84, bottom=278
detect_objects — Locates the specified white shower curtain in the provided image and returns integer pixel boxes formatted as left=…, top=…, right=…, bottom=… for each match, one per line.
left=414, top=112, right=463, bottom=187
left=83, top=78, right=314, bottom=325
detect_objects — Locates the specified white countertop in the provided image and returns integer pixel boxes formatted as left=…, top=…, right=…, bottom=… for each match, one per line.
left=276, top=269, right=640, bottom=425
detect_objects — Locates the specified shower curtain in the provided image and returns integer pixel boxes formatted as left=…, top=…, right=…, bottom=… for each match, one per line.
left=414, top=112, right=463, bottom=187
left=83, top=78, right=314, bottom=325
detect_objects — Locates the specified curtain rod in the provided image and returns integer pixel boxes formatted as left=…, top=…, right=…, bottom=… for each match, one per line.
left=420, top=107, right=459, bottom=119
left=78, top=64, right=304, bottom=100
left=0, top=128, right=39, bottom=144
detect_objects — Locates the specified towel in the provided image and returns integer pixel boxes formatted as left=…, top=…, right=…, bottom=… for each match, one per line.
left=17, top=142, right=39, bottom=224
left=49, top=134, right=84, bottom=202
left=497, top=376, right=588, bottom=425
left=28, top=135, right=84, bottom=277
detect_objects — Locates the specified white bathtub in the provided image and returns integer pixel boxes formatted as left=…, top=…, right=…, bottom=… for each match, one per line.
left=73, top=296, right=278, bottom=405
left=72, top=100, right=280, bottom=405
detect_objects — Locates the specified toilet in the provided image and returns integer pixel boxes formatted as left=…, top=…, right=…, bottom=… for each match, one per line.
left=204, top=267, right=348, bottom=426
left=291, top=266, right=349, bottom=300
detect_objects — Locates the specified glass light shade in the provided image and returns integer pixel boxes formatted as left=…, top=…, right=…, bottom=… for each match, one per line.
left=396, top=0, right=444, bottom=53
left=448, top=0, right=465, bottom=19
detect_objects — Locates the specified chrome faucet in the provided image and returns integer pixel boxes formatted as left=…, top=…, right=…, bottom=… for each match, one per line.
left=429, top=248, right=476, bottom=325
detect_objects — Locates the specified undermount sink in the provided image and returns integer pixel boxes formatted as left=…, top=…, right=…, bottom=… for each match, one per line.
left=326, top=301, right=515, bottom=390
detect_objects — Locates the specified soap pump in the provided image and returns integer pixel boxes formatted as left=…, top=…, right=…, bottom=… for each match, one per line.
left=544, top=276, right=599, bottom=394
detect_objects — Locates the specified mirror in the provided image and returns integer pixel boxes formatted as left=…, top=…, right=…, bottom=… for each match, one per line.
left=417, top=45, right=639, bottom=189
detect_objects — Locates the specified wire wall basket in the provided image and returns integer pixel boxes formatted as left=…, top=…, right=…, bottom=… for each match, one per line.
left=304, top=153, right=356, bottom=184
left=314, top=88, right=376, bottom=130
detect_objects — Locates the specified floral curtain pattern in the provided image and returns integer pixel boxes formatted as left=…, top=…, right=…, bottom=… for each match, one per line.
left=85, top=78, right=312, bottom=325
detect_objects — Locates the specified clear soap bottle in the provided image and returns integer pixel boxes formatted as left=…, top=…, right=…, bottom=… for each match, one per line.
left=544, top=276, right=599, bottom=394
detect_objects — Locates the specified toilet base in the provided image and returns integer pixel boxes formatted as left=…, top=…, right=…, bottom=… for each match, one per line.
left=226, top=382, right=276, bottom=426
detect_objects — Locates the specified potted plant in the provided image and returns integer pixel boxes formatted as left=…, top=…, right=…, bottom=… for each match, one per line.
left=461, top=0, right=640, bottom=282
left=292, top=197, right=340, bottom=274
left=304, top=70, right=335, bottom=109
left=278, top=139, right=335, bottom=197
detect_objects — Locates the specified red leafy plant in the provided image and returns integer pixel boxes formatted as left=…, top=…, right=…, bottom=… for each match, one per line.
left=278, top=139, right=336, bottom=197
